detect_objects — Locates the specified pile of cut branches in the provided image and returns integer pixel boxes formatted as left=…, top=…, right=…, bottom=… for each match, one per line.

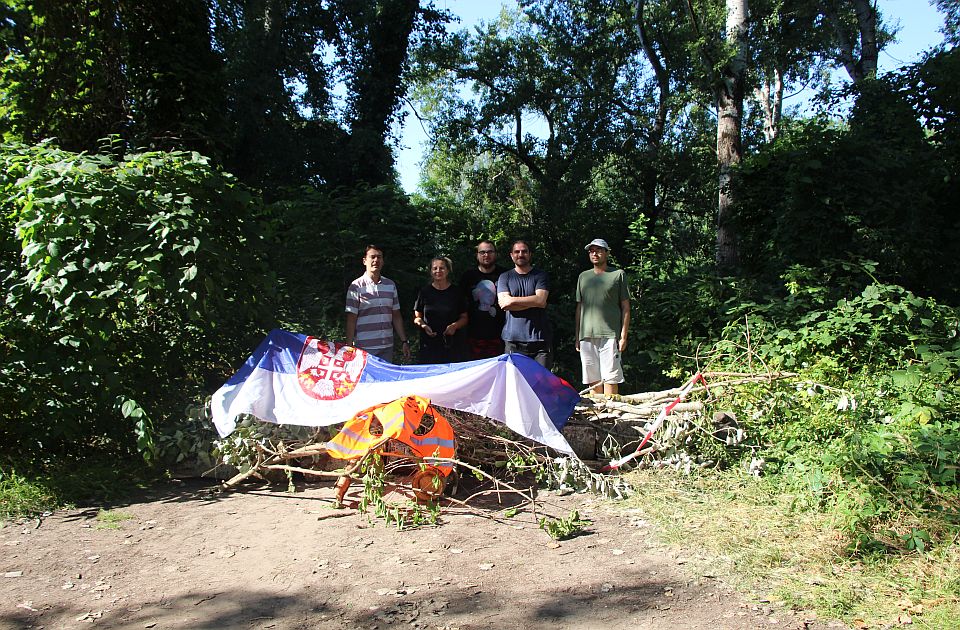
left=572, top=371, right=797, bottom=473
left=214, top=408, right=628, bottom=495
left=209, top=370, right=800, bottom=500
left=206, top=371, right=803, bottom=531
left=209, top=407, right=629, bottom=536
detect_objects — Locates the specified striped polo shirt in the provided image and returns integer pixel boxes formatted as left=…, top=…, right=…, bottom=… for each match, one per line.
left=345, top=273, right=400, bottom=351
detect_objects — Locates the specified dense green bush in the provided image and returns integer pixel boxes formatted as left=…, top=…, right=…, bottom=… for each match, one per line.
left=658, top=266, right=960, bottom=551
left=0, top=142, right=276, bottom=470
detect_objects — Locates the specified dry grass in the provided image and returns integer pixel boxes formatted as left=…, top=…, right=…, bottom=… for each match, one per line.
left=619, top=468, right=960, bottom=629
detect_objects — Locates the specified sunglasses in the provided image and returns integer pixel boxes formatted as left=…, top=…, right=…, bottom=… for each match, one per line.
left=478, top=250, right=496, bottom=255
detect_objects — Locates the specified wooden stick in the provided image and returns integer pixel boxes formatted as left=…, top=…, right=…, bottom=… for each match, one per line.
left=261, top=464, right=346, bottom=478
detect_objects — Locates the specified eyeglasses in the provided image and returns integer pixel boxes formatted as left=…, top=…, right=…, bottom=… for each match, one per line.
left=511, top=250, right=529, bottom=255
left=478, top=250, right=495, bottom=255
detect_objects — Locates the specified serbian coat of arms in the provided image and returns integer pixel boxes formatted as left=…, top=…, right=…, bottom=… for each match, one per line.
left=296, top=338, right=366, bottom=400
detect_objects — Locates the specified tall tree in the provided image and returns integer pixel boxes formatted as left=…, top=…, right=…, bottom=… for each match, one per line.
left=120, top=1, right=228, bottom=157
left=0, top=0, right=237, bottom=156
left=415, top=4, right=630, bottom=266
left=748, top=0, right=826, bottom=142
left=821, top=0, right=883, bottom=83
left=1, top=0, right=439, bottom=190
left=330, top=0, right=424, bottom=187
left=212, top=0, right=341, bottom=188
left=0, top=0, right=128, bottom=150
left=629, top=0, right=693, bottom=224
left=936, top=0, right=960, bottom=46
left=685, top=0, right=749, bottom=269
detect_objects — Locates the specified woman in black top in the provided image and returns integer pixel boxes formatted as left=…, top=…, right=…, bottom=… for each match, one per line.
left=413, top=257, right=469, bottom=363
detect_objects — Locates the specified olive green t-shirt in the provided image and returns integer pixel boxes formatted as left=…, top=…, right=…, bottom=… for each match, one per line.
left=576, top=268, right=630, bottom=340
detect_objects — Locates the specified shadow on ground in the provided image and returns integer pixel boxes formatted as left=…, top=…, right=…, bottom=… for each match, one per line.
left=2, top=574, right=679, bottom=630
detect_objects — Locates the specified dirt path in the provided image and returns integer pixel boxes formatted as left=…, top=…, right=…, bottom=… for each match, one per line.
left=1, top=479, right=840, bottom=630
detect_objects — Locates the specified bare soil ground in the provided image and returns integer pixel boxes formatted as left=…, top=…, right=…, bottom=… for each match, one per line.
left=1, top=478, right=844, bottom=630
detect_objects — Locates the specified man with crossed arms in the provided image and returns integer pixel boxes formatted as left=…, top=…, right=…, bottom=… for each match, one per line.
left=497, top=239, right=553, bottom=369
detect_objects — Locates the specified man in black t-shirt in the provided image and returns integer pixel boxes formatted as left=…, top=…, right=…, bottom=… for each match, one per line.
left=459, top=240, right=507, bottom=359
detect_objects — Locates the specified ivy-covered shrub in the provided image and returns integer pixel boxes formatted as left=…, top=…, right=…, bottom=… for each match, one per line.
left=620, top=251, right=959, bottom=551
left=0, top=142, right=276, bottom=469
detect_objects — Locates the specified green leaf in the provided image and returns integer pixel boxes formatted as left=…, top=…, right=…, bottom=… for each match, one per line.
left=890, top=370, right=921, bottom=389
left=121, top=399, right=138, bottom=418
left=22, top=241, right=43, bottom=258
left=182, top=265, right=198, bottom=283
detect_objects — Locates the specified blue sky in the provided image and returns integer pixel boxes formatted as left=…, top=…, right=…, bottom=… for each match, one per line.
left=395, top=0, right=947, bottom=193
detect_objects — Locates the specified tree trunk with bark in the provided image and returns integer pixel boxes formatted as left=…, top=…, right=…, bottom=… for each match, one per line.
left=715, top=0, right=748, bottom=269
left=346, top=0, right=420, bottom=187
left=825, top=0, right=879, bottom=83
left=634, top=0, right=671, bottom=225
left=754, top=67, right=783, bottom=143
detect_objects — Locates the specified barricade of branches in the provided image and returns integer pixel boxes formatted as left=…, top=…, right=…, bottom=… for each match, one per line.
left=441, top=408, right=633, bottom=499
left=209, top=408, right=628, bottom=535
left=573, top=370, right=798, bottom=474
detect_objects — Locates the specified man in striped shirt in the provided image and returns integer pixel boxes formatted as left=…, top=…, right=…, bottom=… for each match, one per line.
left=345, top=245, right=411, bottom=363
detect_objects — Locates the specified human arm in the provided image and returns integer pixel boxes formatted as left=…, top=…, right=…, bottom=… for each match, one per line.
left=498, top=289, right=548, bottom=311
left=414, top=310, right=437, bottom=337
left=392, top=309, right=410, bottom=360
left=345, top=283, right=359, bottom=345
left=618, top=272, right=631, bottom=353
left=345, top=312, right=358, bottom=346
left=575, top=301, right=582, bottom=352
left=444, top=311, right=468, bottom=337
left=618, top=298, right=630, bottom=353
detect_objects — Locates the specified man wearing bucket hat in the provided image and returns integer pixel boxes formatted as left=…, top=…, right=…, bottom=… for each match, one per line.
left=575, top=238, right=631, bottom=395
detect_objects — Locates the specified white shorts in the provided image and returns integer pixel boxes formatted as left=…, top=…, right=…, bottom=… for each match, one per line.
left=579, top=337, right=624, bottom=385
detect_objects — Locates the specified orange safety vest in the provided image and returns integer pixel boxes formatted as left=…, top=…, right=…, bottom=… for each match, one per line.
left=325, top=395, right=457, bottom=475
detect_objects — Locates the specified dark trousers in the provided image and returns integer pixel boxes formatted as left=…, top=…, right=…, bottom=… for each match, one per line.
left=504, top=340, right=553, bottom=370
left=468, top=337, right=505, bottom=360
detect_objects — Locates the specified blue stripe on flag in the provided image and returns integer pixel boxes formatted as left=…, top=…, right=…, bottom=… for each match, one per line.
left=359, top=355, right=497, bottom=383
left=224, top=329, right=304, bottom=385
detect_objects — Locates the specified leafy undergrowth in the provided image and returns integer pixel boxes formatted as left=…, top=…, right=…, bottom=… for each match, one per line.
left=0, top=458, right=155, bottom=521
left=621, top=469, right=960, bottom=629
left=0, top=470, right=59, bottom=520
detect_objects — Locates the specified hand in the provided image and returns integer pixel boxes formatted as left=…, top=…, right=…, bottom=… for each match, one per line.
left=402, top=342, right=411, bottom=361
left=443, top=323, right=458, bottom=337
left=575, top=339, right=580, bottom=352
left=423, top=325, right=437, bottom=337
left=618, top=337, right=628, bottom=353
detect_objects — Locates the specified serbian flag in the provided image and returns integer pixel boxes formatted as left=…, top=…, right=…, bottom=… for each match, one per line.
left=211, top=329, right=579, bottom=454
